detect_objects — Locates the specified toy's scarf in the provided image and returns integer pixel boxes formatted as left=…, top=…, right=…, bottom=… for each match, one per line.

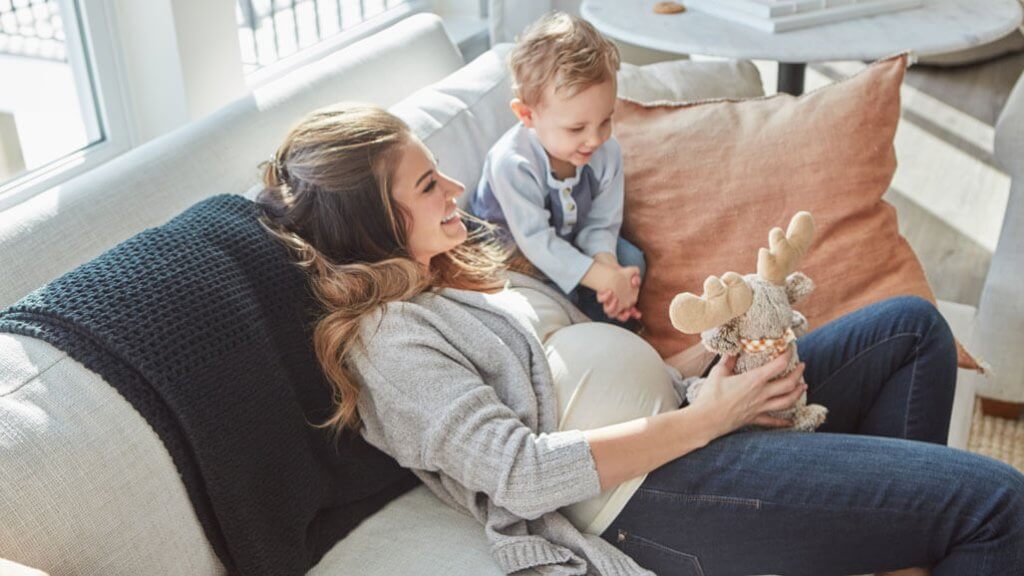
left=740, top=327, right=797, bottom=357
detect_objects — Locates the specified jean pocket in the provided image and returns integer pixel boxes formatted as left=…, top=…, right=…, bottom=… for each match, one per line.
left=614, top=529, right=705, bottom=576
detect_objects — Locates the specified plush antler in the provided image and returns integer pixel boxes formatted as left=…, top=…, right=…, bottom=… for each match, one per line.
left=756, top=211, right=815, bottom=285
left=670, top=272, right=753, bottom=334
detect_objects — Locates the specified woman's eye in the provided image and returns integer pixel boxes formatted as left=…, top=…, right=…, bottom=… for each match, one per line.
left=569, top=127, right=584, bottom=133
left=423, top=180, right=437, bottom=193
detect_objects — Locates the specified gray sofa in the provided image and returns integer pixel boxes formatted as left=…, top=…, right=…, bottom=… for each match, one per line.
left=1, top=11, right=1022, bottom=576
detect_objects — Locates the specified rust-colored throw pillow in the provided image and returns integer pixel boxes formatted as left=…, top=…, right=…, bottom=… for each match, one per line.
left=616, top=54, right=978, bottom=369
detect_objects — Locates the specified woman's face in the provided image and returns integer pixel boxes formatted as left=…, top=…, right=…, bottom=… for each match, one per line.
left=391, top=136, right=467, bottom=267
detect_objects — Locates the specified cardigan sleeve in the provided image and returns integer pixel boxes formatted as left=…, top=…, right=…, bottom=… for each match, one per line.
left=349, top=303, right=603, bottom=520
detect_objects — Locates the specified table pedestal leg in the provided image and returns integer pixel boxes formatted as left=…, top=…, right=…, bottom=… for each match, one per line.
left=778, top=62, right=806, bottom=96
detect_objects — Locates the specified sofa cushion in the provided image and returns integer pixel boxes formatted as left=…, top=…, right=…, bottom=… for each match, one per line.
left=613, top=54, right=957, bottom=362
left=0, top=334, right=225, bottom=575
left=309, top=485, right=540, bottom=576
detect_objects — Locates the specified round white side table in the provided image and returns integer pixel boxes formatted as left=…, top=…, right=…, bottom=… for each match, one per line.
left=581, top=0, right=1024, bottom=95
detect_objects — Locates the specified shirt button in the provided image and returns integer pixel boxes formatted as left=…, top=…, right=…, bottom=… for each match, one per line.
left=567, top=202, right=575, bottom=211
left=563, top=188, right=571, bottom=197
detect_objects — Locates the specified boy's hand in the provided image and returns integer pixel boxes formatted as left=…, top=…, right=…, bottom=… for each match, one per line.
left=597, top=294, right=642, bottom=322
left=582, top=255, right=645, bottom=319
left=597, top=265, right=640, bottom=317
left=582, top=261, right=630, bottom=312
left=593, top=252, right=618, bottom=267
left=597, top=271, right=642, bottom=321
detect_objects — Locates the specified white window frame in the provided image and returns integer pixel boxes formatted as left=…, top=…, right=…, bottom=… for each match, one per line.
left=240, top=0, right=490, bottom=88
left=0, top=0, right=490, bottom=212
left=0, top=0, right=133, bottom=212
left=244, top=0, right=434, bottom=89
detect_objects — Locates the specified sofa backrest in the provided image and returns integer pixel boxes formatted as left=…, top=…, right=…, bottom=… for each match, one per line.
left=0, top=13, right=463, bottom=310
left=390, top=44, right=518, bottom=211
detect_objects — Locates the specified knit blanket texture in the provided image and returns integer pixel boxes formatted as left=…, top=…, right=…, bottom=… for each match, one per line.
left=0, top=194, right=417, bottom=575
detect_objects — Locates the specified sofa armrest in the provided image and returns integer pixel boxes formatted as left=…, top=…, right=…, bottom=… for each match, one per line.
left=975, top=72, right=1024, bottom=402
left=0, top=335, right=224, bottom=575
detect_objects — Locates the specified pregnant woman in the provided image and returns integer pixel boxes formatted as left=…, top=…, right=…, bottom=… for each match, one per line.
left=257, top=103, right=1024, bottom=576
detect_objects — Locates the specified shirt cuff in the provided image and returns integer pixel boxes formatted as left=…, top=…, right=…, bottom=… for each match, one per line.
left=577, top=231, right=618, bottom=259
left=549, top=253, right=594, bottom=294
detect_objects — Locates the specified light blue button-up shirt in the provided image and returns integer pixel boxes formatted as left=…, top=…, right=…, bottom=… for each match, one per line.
left=471, top=123, right=625, bottom=293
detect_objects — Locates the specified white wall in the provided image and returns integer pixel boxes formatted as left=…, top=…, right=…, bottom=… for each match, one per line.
left=112, top=0, right=246, bottom=144
left=553, top=0, right=582, bottom=14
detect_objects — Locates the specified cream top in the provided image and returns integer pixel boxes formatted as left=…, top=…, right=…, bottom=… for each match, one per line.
left=481, top=284, right=680, bottom=535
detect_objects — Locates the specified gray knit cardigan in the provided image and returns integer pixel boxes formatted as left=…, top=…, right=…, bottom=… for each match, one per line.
left=349, top=271, right=654, bottom=576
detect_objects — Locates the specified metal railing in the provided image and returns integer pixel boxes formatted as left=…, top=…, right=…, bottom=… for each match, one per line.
left=0, top=0, right=65, bottom=61
left=236, top=0, right=405, bottom=74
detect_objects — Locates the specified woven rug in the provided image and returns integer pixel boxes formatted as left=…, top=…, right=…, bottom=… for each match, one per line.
left=968, top=404, right=1024, bottom=473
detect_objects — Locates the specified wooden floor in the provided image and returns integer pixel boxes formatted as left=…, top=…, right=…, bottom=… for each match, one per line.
left=753, top=52, right=1024, bottom=308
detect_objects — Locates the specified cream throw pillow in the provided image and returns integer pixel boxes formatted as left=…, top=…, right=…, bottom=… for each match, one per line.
left=618, top=59, right=764, bottom=103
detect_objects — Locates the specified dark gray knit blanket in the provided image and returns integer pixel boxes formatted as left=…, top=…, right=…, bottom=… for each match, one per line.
left=0, top=194, right=417, bottom=575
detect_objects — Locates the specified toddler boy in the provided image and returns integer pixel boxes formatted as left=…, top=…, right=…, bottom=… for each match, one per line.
left=471, top=12, right=645, bottom=325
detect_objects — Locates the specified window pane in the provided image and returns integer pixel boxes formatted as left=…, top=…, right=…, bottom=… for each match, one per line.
left=236, top=0, right=410, bottom=75
left=0, top=0, right=102, bottom=186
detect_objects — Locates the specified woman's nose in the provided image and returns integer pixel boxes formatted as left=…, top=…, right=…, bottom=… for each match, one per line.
left=446, top=176, right=465, bottom=199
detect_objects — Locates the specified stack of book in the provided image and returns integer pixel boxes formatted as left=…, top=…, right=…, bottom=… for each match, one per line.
left=683, top=0, right=924, bottom=33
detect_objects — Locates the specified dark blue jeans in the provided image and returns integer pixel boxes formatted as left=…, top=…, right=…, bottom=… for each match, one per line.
left=601, top=296, right=1024, bottom=576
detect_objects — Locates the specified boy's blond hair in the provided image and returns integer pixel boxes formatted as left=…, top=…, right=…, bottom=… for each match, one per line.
left=509, top=12, right=620, bottom=106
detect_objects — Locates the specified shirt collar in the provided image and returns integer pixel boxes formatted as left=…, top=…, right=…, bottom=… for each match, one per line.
left=524, top=125, right=582, bottom=189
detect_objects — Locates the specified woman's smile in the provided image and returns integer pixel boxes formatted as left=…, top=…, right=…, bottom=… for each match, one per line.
left=441, top=208, right=461, bottom=226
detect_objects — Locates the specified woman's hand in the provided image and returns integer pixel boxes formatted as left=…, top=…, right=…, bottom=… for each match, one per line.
left=687, top=351, right=807, bottom=439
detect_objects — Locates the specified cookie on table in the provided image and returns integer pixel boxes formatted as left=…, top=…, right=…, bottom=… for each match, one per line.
left=653, top=1, right=686, bottom=14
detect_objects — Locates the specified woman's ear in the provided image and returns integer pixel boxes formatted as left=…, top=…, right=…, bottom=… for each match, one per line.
left=701, top=320, right=742, bottom=356
left=510, top=98, right=535, bottom=128
left=785, top=272, right=814, bottom=305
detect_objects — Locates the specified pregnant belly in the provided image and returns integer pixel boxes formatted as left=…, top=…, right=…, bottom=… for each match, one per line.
left=544, top=322, right=681, bottom=533
left=545, top=322, right=680, bottom=432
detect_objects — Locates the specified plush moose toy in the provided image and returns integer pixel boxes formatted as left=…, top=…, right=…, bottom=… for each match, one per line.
left=669, top=211, right=828, bottom=431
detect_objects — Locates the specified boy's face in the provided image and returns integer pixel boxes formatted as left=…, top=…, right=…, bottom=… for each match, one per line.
left=514, top=77, right=617, bottom=173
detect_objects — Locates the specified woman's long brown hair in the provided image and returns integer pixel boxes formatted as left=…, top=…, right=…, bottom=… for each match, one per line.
left=257, top=104, right=510, bottom=431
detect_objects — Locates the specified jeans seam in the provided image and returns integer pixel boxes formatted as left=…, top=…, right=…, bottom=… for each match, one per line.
left=618, top=530, right=706, bottom=576
left=637, top=487, right=762, bottom=510
left=809, top=332, right=919, bottom=395
left=902, top=320, right=933, bottom=439
left=756, top=498, right=988, bottom=526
